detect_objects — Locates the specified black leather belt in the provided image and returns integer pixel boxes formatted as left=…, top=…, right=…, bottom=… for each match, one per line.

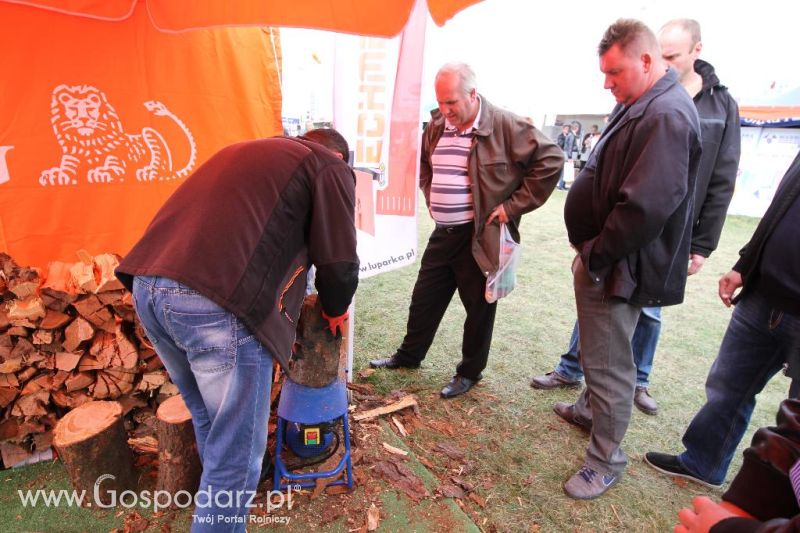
left=435, top=222, right=473, bottom=233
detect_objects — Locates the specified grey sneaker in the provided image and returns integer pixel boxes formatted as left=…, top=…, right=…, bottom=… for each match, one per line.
left=634, top=386, right=658, bottom=415
left=529, top=371, right=581, bottom=390
left=563, top=465, right=620, bottom=500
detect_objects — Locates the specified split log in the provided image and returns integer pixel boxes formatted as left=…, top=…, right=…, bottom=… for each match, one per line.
left=11, top=390, right=50, bottom=417
left=352, top=395, right=419, bottom=422
left=40, top=286, right=77, bottom=313
left=0, top=373, right=19, bottom=387
left=7, top=296, right=46, bottom=322
left=63, top=317, right=94, bottom=352
left=40, top=309, right=72, bottom=330
left=287, top=294, right=347, bottom=387
left=7, top=267, right=40, bottom=299
left=51, top=389, right=91, bottom=409
left=137, top=371, right=167, bottom=393
left=0, top=387, right=18, bottom=408
left=42, top=261, right=74, bottom=294
left=0, top=441, right=32, bottom=468
left=31, top=329, right=53, bottom=346
left=0, top=309, right=9, bottom=331
left=53, top=401, right=136, bottom=505
left=156, top=395, right=201, bottom=496
left=69, top=257, right=96, bottom=294
left=54, top=352, right=82, bottom=372
left=93, top=254, right=124, bottom=293
left=73, top=295, right=114, bottom=332
left=64, top=371, right=94, bottom=392
left=0, top=357, right=23, bottom=374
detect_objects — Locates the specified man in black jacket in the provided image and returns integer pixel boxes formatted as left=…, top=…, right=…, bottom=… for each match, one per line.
left=116, top=129, right=359, bottom=531
left=646, top=152, right=800, bottom=489
left=530, top=18, right=741, bottom=417
left=557, top=19, right=702, bottom=500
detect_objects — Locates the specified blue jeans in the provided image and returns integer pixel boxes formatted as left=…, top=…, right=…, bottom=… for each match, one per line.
left=132, top=276, right=273, bottom=533
left=555, top=306, right=662, bottom=387
left=677, top=290, right=797, bottom=485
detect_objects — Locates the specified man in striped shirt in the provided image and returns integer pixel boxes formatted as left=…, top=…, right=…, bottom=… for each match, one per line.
left=370, top=62, right=563, bottom=398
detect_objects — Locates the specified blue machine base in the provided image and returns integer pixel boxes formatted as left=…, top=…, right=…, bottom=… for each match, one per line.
left=272, top=414, right=353, bottom=491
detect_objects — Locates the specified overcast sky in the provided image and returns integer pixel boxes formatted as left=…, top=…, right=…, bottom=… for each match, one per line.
left=281, top=0, right=799, bottom=126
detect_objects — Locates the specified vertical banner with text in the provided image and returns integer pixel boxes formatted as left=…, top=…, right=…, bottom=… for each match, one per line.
left=333, top=0, right=428, bottom=279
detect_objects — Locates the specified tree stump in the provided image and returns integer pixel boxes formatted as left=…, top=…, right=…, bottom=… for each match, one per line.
left=156, top=394, right=201, bottom=496
left=287, top=294, right=347, bottom=387
left=53, top=400, right=136, bottom=505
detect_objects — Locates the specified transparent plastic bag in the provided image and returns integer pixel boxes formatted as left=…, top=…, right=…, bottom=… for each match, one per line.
left=485, top=223, right=521, bottom=303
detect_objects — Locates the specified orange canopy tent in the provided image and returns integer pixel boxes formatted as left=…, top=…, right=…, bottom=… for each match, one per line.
left=0, top=0, right=480, bottom=268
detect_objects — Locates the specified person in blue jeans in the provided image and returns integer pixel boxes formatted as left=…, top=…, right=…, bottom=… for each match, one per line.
left=645, top=151, right=800, bottom=488
left=116, top=129, right=359, bottom=532
left=534, top=308, right=662, bottom=414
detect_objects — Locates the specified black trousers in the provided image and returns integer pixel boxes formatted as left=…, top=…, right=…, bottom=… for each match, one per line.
left=394, top=222, right=497, bottom=380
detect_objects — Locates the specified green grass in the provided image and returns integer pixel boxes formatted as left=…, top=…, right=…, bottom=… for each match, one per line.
left=0, top=191, right=782, bottom=532
left=353, top=191, right=783, bottom=532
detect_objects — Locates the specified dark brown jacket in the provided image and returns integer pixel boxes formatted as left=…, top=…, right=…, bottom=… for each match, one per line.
left=116, top=137, right=359, bottom=372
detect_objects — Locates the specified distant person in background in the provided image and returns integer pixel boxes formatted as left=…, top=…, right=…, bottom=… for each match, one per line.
left=578, top=124, right=599, bottom=170
left=530, top=18, right=741, bottom=418
left=570, top=121, right=583, bottom=162
left=556, top=124, right=577, bottom=190
left=582, top=125, right=601, bottom=155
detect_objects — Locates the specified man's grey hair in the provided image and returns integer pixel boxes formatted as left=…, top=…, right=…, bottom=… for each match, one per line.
left=660, top=18, right=702, bottom=47
left=598, top=18, right=659, bottom=57
left=436, top=62, right=477, bottom=95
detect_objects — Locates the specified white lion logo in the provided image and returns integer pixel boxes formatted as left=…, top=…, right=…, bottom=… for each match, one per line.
left=39, top=84, right=197, bottom=186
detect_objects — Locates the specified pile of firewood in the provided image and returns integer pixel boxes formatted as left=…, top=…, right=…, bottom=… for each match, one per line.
left=0, top=252, right=174, bottom=468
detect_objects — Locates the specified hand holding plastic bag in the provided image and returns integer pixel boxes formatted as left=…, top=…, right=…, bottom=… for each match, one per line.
left=485, top=223, right=521, bottom=303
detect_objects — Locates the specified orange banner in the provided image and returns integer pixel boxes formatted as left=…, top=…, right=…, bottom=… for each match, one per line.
left=0, top=2, right=282, bottom=268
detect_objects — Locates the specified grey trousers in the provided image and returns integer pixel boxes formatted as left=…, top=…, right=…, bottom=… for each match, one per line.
left=572, top=257, right=641, bottom=475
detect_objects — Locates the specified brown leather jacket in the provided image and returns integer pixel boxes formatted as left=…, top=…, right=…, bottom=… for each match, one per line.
left=420, top=96, right=563, bottom=274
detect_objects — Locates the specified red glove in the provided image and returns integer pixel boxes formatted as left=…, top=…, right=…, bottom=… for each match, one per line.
left=321, top=310, right=348, bottom=338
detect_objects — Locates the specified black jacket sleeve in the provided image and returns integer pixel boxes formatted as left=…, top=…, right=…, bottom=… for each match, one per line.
left=308, top=162, right=359, bottom=317
left=691, top=93, right=741, bottom=257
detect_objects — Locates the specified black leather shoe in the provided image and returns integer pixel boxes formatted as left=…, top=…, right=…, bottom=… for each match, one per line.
left=644, top=452, right=722, bottom=489
left=368, top=355, right=420, bottom=369
left=440, top=374, right=481, bottom=399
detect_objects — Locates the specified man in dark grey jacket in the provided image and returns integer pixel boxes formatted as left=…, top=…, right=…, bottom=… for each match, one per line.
left=530, top=18, right=741, bottom=417
left=556, top=19, right=702, bottom=500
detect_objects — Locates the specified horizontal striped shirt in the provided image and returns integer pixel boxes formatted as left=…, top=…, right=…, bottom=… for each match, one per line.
left=430, top=128, right=474, bottom=225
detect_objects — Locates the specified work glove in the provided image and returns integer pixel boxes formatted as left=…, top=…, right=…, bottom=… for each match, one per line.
left=321, top=310, right=348, bottom=338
